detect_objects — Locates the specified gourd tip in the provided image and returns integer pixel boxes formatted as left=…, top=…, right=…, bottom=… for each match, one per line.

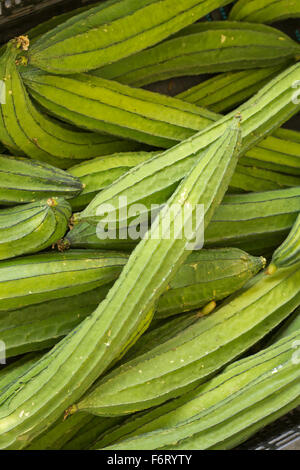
left=266, top=263, right=277, bottom=275
left=64, top=404, right=78, bottom=420
left=198, top=300, right=217, bottom=317
left=56, top=238, right=70, bottom=252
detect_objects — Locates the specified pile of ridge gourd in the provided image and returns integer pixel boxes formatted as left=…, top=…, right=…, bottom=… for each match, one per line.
left=0, top=0, right=300, bottom=451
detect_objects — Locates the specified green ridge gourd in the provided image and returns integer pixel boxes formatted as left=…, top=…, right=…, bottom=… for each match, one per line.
left=176, top=67, right=286, bottom=113
left=0, top=197, right=71, bottom=260
left=0, top=155, right=83, bottom=205
left=0, top=249, right=264, bottom=357
left=94, top=330, right=300, bottom=450
left=230, top=0, right=300, bottom=24
left=69, top=261, right=300, bottom=418
left=0, top=44, right=141, bottom=169
left=68, top=153, right=300, bottom=211
left=26, top=315, right=203, bottom=450
left=72, top=64, right=300, bottom=231
left=0, top=118, right=241, bottom=449
left=65, top=187, right=300, bottom=256
left=22, top=57, right=300, bottom=176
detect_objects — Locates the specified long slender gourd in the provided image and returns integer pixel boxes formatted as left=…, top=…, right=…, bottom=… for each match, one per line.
left=71, top=263, right=300, bottom=418
left=230, top=0, right=300, bottom=24
left=95, top=330, right=300, bottom=450
left=0, top=119, right=241, bottom=450
left=22, top=67, right=218, bottom=148
left=176, top=66, right=286, bottom=112
left=27, top=316, right=199, bottom=450
left=0, top=155, right=83, bottom=205
left=0, top=248, right=264, bottom=357
left=23, top=59, right=300, bottom=150
left=268, top=213, right=300, bottom=273
left=0, top=197, right=71, bottom=261
left=91, top=21, right=299, bottom=87
left=0, top=250, right=128, bottom=312
left=179, top=79, right=300, bottom=175
left=69, top=152, right=300, bottom=211
left=0, top=4, right=96, bottom=57
left=65, top=187, right=300, bottom=256
left=0, top=44, right=141, bottom=169
left=71, top=63, right=300, bottom=229
left=27, top=0, right=232, bottom=74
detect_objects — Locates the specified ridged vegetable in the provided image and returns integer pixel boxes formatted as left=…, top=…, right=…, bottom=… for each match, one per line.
left=268, top=213, right=300, bottom=272
left=95, top=330, right=300, bottom=450
left=27, top=315, right=196, bottom=450
left=0, top=197, right=71, bottom=261
left=69, top=151, right=157, bottom=211
left=71, top=263, right=300, bottom=418
left=22, top=59, right=300, bottom=180
left=0, top=43, right=141, bottom=169
left=27, top=0, right=232, bottom=74
left=176, top=66, right=286, bottom=112
left=69, top=151, right=300, bottom=211
left=73, top=64, right=300, bottom=229
left=155, top=248, right=265, bottom=318
left=0, top=155, right=83, bottom=205
left=64, top=222, right=137, bottom=252
left=65, top=187, right=300, bottom=256
left=0, top=250, right=128, bottom=312
left=230, top=0, right=300, bottom=24
left=23, top=68, right=217, bottom=148
left=0, top=248, right=264, bottom=357
left=26, top=316, right=203, bottom=449
left=242, top=128, right=300, bottom=176
left=0, top=118, right=241, bottom=450
left=92, top=21, right=299, bottom=87
left=28, top=414, right=121, bottom=451
left=62, top=416, right=123, bottom=451
left=204, top=188, right=300, bottom=255
left=0, top=4, right=96, bottom=57
left=270, top=307, right=300, bottom=344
